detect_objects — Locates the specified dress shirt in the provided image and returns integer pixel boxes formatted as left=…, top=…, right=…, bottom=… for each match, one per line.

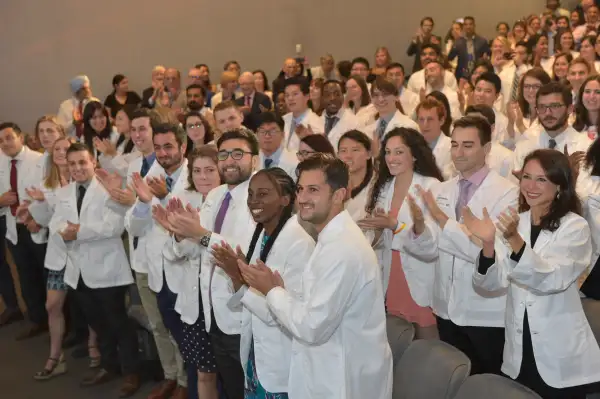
left=456, top=166, right=489, bottom=217
left=263, top=146, right=283, bottom=168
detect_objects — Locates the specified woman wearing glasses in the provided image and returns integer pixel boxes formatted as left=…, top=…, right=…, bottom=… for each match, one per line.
left=296, top=135, right=335, bottom=162
left=184, top=111, right=215, bottom=155
left=506, top=68, right=551, bottom=141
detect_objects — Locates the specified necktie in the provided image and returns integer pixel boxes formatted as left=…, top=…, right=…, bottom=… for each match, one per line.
left=77, top=185, right=86, bottom=215
left=9, top=160, right=18, bottom=217
left=376, top=119, right=388, bottom=141
left=140, top=157, right=150, bottom=178
left=510, top=70, right=520, bottom=101
left=213, top=192, right=232, bottom=234
left=245, top=96, right=251, bottom=107
left=325, top=116, right=338, bottom=136
left=166, top=176, right=173, bottom=193
left=466, top=38, right=475, bottom=75
left=548, top=138, right=557, bottom=149
left=455, top=179, right=473, bottom=219
left=287, top=119, right=298, bottom=148
left=76, top=101, right=84, bottom=139
left=264, top=158, right=273, bottom=169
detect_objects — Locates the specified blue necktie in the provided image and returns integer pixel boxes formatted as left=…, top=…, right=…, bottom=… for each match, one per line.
left=166, top=176, right=173, bottom=192
left=264, top=159, right=273, bottom=169
left=141, top=157, right=150, bottom=177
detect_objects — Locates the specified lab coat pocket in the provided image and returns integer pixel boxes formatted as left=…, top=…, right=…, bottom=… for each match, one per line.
left=538, top=313, right=586, bottom=361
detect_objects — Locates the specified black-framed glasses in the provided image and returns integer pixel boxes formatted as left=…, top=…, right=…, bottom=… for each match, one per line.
left=297, top=150, right=316, bottom=158
left=536, top=103, right=566, bottom=113
left=217, top=149, right=253, bottom=161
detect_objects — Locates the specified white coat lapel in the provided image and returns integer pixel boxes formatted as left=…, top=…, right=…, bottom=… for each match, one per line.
left=79, top=178, right=101, bottom=218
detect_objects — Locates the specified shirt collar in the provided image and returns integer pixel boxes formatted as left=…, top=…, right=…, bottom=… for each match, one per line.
left=166, top=162, right=185, bottom=186
left=292, top=109, right=310, bottom=124
left=264, top=146, right=283, bottom=164
left=11, top=147, right=25, bottom=162
left=227, top=178, right=251, bottom=205
left=428, top=135, right=440, bottom=150
left=380, top=111, right=395, bottom=124
left=460, top=165, right=489, bottom=187
left=325, top=108, right=344, bottom=119
left=77, top=178, right=92, bottom=190
left=145, top=152, right=157, bottom=166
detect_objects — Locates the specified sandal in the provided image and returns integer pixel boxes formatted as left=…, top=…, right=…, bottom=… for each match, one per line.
left=34, top=355, right=67, bottom=381
left=88, top=345, right=101, bottom=369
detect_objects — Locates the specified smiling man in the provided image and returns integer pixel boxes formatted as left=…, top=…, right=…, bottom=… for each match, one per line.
left=319, top=80, right=360, bottom=149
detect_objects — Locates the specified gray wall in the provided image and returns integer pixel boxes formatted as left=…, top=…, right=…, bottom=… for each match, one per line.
left=0, top=0, right=545, bottom=131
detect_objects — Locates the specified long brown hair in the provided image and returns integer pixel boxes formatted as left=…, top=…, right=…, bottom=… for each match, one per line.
left=517, top=67, right=551, bottom=119
left=34, top=115, right=65, bottom=142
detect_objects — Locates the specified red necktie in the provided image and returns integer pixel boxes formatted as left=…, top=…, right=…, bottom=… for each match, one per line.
left=245, top=96, right=251, bottom=107
left=10, top=159, right=18, bottom=216
left=75, top=101, right=84, bottom=139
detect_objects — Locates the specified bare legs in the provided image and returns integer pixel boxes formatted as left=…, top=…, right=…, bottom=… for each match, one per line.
left=197, top=371, right=218, bottom=399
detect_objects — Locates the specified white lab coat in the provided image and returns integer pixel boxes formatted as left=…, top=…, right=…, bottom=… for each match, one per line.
left=399, top=89, right=419, bottom=119
left=265, top=211, right=393, bottom=399
left=488, top=143, right=516, bottom=182
left=371, top=173, right=441, bottom=302
left=126, top=161, right=189, bottom=293
left=283, top=110, right=325, bottom=152
left=161, top=190, right=205, bottom=324
left=432, top=134, right=455, bottom=180
left=407, top=69, right=458, bottom=94
left=577, top=171, right=600, bottom=266
left=366, top=110, right=420, bottom=142
left=29, top=185, right=67, bottom=271
left=322, top=108, right=361, bottom=150
left=171, top=180, right=256, bottom=334
left=0, top=147, right=44, bottom=245
left=228, top=216, right=315, bottom=393
left=498, top=63, right=532, bottom=113
left=257, top=148, right=298, bottom=179
left=51, top=177, right=133, bottom=289
left=99, top=149, right=141, bottom=178
left=354, top=104, right=378, bottom=128
left=120, top=155, right=162, bottom=274
left=473, top=211, right=600, bottom=388
left=402, top=170, right=518, bottom=326
left=513, top=126, right=593, bottom=171
left=345, top=180, right=372, bottom=223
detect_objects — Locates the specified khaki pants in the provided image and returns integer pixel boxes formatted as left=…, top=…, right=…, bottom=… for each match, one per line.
left=136, top=272, right=186, bottom=386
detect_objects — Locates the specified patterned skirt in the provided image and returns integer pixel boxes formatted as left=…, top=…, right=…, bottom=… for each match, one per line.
left=245, top=340, right=288, bottom=399
left=181, top=290, right=217, bottom=373
left=46, top=269, right=67, bottom=291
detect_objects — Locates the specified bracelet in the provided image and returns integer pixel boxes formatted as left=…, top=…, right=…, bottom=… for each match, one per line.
left=393, top=223, right=407, bottom=235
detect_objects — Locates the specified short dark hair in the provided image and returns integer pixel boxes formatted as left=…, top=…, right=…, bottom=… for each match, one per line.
left=337, top=60, right=352, bottom=79
left=216, top=128, right=259, bottom=155
left=153, top=123, right=187, bottom=147
left=464, top=16, right=475, bottom=24
left=385, top=62, right=405, bottom=74
left=66, top=142, right=94, bottom=158
left=421, top=43, right=441, bottom=56
left=186, top=83, right=206, bottom=97
left=536, top=81, right=572, bottom=107
left=284, top=76, right=310, bottom=95
left=213, top=100, right=240, bottom=115
left=131, top=108, right=160, bottom=130
left=351, top=57, right=370, bottom=70
left=465, top=104, right=496, bottom=125
left=421, top=16, right=434, bottom=26
left=296, top=154, right=349, bottom=192
left=300, top=135, right=335, bottom=155
left=0, top=122, right=22, bottom=135
left=223, top=60, right=240, bottom=71
left=452, top=115, right=493, bottom=145
left=256, top=112, right=284, bottom=131
left=323, top=79, right=345, bottom=93
left=475, top=72, right=502, bottom=94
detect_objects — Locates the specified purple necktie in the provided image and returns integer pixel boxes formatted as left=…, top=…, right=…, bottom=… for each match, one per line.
left=214, top=192, right=232, bottom=234
left=455, top=179, right=472, bottom=219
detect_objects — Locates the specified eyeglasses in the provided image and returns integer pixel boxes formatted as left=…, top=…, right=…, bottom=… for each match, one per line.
left=186, top=123, right=203, bottom=130
left=536, top=103, right=566, bottom=113
left=257, top=128, right=281, bottom=136
left=217, top=149, right=253, bottom=161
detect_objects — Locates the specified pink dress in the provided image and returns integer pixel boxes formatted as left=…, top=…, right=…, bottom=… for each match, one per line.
left=385, top=206, right=436, bottom=327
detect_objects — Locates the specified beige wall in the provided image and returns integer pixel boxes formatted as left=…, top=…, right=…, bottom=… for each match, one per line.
left=1, top=0, right=544, bottom=131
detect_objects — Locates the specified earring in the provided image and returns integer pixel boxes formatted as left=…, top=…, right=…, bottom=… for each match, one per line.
left=556, top=191, right=561, bottom=199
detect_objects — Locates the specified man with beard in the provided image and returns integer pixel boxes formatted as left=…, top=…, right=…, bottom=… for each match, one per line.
left=319, top=80, right=360, bottom=149
left=235, top=71, right=272, bottom=132
left=161, top=128, right=259, bottom=399
left=186, top=84, right=215, bottom=127
left=513, top=82, right=593, bottom=172
left=236, top=154, right=393, bottom=399
left=407, top=44, right=458, bottom=94
left=128, top=122, right=192, bottom=398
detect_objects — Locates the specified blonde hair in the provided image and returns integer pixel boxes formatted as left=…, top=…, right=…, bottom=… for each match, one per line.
left=44, top=137, right=75, bottom=189
left=34, top=115, right=65, bottom=141
left=492, top=36, right=511, bottom=53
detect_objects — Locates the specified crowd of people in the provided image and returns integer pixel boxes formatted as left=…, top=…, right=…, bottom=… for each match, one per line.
left=3, top=1, right=600, bottom=398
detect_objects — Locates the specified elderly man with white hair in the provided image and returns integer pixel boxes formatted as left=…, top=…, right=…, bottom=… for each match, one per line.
left=57, top=75, right=99, bottom=139
left=141, top=65, right=166, bottom=108
left=234, top=71, right=273, bottom=131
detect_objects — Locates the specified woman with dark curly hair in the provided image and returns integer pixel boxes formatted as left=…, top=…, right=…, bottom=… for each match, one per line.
left=358, top=127, right=442, bottom=339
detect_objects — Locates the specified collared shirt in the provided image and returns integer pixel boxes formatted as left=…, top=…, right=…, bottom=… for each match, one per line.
left=428, top=135, right=440, bottom=150
left=166, top=162, right=185, bottom=187
left=243, top=91, right=255, bottom=107
left=77, top=179, right=92, bottom=191
left=144, top=152, right=157, bottom=167
left=292, top=109, right=310, bottom=127
left=263, top=146, right=283, bottom=167
left=458, top=166, right=490, bottom=206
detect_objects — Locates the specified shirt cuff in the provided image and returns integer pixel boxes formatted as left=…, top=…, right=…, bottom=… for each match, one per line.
left=510, top=242, right=526, bottom=262
left=132, top=201, right=151, bottom=218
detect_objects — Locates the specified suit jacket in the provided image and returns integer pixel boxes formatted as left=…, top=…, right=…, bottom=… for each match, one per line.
left=141, top=87, right=155, bottom=108
left=448, top=35, right=491, bottom=79
left=235, top=92, right=272, bottom=132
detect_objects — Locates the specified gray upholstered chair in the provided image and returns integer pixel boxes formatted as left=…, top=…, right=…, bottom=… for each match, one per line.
left=453, top=374, right=542, bottom=399
left=392, top=339, right=470, bottom=399
left=583, top=298, right=600, bottom=345
left=386, top=314, right=415, bottom=367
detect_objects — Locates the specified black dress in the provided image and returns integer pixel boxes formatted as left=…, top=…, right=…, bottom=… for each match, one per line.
left=104, top=91, right=142, bottom=118
left=181, top=282, right=217, bottom=373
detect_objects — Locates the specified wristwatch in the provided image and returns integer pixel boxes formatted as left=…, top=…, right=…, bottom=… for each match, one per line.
left=199, top=232, right=212, bottom=248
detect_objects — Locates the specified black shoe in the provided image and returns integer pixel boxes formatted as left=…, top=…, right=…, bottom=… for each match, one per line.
left=71, top=344, right=89, bottom=359
left=62, top=333, right=85, bottom=349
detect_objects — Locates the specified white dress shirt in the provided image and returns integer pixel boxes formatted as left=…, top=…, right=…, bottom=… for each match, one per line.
left=321, top=108, right=361, bottom=150
left=282, top=109, right=325, bottom=152
left=257, top=147, right=299, bottom=179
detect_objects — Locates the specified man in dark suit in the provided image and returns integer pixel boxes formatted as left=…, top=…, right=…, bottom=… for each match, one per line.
left=236, top=71, right=272, bottom=132
left=448, top=16, right=490, bottom=80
